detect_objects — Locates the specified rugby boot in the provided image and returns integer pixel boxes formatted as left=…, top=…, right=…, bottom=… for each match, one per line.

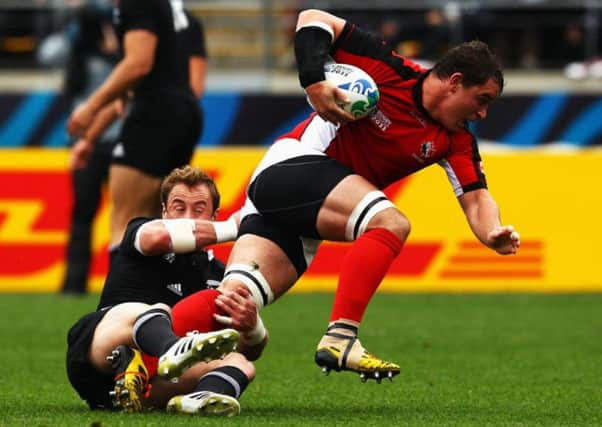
left=167, top=391, right=240, bottom=417
left=314, top=322, right=400, bottom=383
left=107, top=345, right=150, bottom=412
left=157, top=329, right=239, bottom=381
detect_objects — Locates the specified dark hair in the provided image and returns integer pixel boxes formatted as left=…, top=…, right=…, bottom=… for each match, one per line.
left=432, top=40, right=504, bottom=93
left=160, top=166, right=220, bottom=213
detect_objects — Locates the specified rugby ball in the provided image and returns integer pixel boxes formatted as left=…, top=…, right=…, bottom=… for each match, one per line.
left=309, top=63, right=380, bottom=119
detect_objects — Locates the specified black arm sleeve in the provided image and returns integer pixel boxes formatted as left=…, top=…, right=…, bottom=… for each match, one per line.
left=294, top=25, right=333, bottom=88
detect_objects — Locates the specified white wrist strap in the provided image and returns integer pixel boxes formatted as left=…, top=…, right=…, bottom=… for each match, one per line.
left=133, top=222, right=150, bottom=254
left=244, top=314, right=267, bottom=346
left=212, top=216, right=238, bottom=243
left=162, top=218, right=196, bottom=253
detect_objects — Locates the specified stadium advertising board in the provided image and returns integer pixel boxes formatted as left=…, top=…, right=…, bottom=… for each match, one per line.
left=0, top=147, right=600, bottom=292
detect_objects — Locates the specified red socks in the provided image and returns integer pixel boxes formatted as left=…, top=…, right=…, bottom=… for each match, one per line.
left=330, top=228, right=403, bottom=323
left=171, top=289, right=224, bottom=335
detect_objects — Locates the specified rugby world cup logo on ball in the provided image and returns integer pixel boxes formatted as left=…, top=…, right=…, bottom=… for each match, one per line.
left=325, top=63, right=380, bottom=118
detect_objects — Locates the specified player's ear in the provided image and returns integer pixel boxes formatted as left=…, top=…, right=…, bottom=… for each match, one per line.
left=449, top=72, right=464, bottom=91
left=161, top=203, right=167, bottom=217
left=211, top=208, right=219, bottom=221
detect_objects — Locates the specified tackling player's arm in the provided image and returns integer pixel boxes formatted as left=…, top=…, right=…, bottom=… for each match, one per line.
left=134, top=215, right=239, bottom=256
left=458, top=188, right=520, bottom=255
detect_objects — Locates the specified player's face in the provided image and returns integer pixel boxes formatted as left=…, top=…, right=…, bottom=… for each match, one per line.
left=439, top=76, right=500, bottom=133
left=163, top=183, right=216, bottom=220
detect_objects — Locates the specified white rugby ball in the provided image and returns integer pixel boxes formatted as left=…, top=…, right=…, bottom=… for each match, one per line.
left=309, top=63, right=380, bottom=119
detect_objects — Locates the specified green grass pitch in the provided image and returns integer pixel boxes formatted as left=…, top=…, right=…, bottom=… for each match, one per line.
left=0, top=292, right=601, bottom=426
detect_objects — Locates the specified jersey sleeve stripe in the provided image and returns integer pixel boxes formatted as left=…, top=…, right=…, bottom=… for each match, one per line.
left=332, top=22, right=421, bottom=81
left=468, top=134, right=488, bottom=191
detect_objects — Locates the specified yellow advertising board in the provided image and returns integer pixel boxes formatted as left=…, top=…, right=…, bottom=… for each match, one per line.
left=0, top=147, right=600, bottom=293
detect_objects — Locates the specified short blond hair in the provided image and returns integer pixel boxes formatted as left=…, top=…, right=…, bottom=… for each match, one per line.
left=160, top=166, right=220, bottom=213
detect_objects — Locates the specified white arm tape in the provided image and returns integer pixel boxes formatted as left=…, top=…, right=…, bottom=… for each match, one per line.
left=244, top=314, right=267, bottom=346
left=297, top=20, right=334, bottom=40
left=161, top=218, right=196, bottom=253
left=212, top=216, right=238, bottom=243
left=133, top=222, right=150, bottom=255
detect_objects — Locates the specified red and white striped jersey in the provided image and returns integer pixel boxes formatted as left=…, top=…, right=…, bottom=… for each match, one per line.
left=280, top=22, right=487, bottom=196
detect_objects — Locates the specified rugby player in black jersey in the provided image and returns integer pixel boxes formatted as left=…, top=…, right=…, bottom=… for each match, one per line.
left=66, top=166, right=268, bottom=416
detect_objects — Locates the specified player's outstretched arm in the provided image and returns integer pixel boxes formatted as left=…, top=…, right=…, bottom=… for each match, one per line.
left=134, top=214, right=239, bottom=256
left=458, top=188, right=520, bottom=255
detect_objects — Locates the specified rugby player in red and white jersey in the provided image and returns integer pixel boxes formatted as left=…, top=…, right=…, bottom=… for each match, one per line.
left=169, top=9, right=522, bottom=382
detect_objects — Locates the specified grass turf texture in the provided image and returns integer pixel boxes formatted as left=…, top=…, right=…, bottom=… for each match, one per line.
left=0, top=293, right=600, bottom=426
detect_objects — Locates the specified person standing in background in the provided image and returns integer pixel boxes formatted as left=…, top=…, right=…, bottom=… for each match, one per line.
left=60, top=1, right=121, bottom=294
left=66, top=0, right=208, bottom=291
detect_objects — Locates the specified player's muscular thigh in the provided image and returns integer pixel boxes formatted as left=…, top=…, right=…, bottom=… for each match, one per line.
left=316, top=175, right=377, bottom=239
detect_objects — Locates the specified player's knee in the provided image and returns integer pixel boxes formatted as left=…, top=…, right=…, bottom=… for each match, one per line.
left=148, top=302, right=171, bottom=314
left=223, top=353, right=256, bottom=381
left=220, top=263, right=274, bottom=310
left=367, top=208, right=411, bottom=242
left=345, top=190, right=398, bottom=241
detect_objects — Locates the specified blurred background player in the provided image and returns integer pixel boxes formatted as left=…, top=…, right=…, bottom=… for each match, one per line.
left=50, top=1, right=121, bottom=295
left=67, top=0, right=206, bottom=275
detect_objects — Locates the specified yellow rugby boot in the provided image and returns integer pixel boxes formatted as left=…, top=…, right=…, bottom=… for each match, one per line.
left=314, top=322, right=400, bottom=383
left=107, top=345, right=150, bottom=412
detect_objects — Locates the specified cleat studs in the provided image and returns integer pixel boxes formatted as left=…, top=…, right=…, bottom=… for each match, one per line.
left=109, top=390, right=116, bottom=397
left=374, top=371, right=380, bottom=379
left=360, top=373, right=367, bottom=383
left=376, top=377, right=382, bottom=384
left=322, top=366, right=330, bottom=376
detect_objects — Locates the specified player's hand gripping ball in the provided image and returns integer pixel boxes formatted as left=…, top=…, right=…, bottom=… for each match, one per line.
left=309, top=63, right=380, bottom=119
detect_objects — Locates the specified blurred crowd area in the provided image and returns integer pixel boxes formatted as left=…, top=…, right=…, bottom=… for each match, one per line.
left=1, top=0, right=602, bottom=78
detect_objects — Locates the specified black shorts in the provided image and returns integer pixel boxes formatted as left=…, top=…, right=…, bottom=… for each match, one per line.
left=66, top=308, right=115, bottom=410
left=114, top=91, right=202, bottom=178
left=242, top=155, right=352, bottom=275
left=247, top=155, right=353, bottom=239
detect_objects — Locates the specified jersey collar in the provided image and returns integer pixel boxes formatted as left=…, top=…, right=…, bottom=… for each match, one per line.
left=412, top=70, right=437, bottom=124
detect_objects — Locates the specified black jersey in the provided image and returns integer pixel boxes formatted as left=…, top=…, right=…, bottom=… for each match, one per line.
left=183, top=11, right=207, bottom=59
left=113, top=0, right=190, bottom=95
left=97, top=217, right=224, bottom=309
